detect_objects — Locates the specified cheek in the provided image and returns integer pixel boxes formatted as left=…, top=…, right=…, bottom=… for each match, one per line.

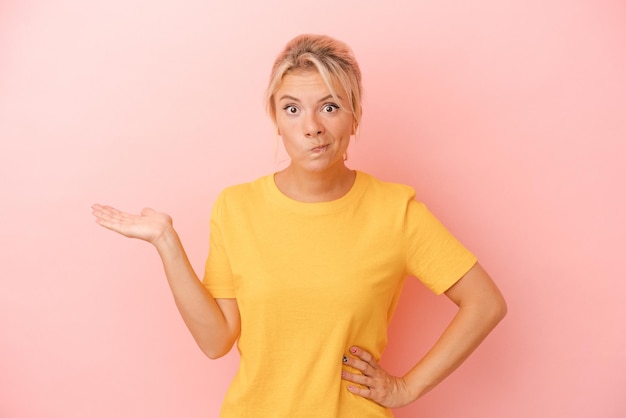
left=275, top=119, right=288, bottom=138
left=336, top=120, right=354, bottom=140
left=275, top=115, right=296, bottom=137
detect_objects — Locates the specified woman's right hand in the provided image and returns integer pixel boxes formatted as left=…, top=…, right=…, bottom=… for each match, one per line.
left=92, top=203, right=241, bottom=358
left=91, top=204, right=173, bottom=247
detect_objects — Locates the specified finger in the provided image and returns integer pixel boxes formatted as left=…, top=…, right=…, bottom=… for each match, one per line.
left=94, top=205, right=135, bottom=225
left=92, top=204, right=120, bottom=220
left=92, top=204, right=111, bottom=223
left=349, top=346, right=377, bottom=365
left=341, top=369, right=374, bottom=388
left=92, top=203, right=118, bottom=214
left=343, top=359, right=377, bottom=381
left=346, top=383, right=373, bottom=400
left=346, top=347, right=379, bottom=375
left=101, top=205, right=127, bottom=220
left=92, top=205, right=134, bottom=232
left=91, top=203, right=106, bottom=217
left=93, top=211, right=124, bottom=230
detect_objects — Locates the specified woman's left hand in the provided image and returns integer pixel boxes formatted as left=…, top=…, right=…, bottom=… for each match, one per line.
left=341, top=346, right=414, bottom=408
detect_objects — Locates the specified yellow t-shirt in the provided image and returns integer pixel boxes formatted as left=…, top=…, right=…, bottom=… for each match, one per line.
left=203, top=171, right=476, bottom=417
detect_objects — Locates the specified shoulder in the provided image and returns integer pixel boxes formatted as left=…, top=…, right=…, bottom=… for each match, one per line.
left=217, top=175, right=271, bottom=201
left=357, top=171, right=418, bottom=201
left=212, top=175, right=272, bottom=217
left=353, top=171, right=427, bottom=221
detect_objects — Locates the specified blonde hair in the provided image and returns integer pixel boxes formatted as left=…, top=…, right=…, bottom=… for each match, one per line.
left=265, top=34, right=363, bottom=132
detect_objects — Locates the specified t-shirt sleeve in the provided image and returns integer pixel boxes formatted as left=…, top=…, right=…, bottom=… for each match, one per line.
left=405, top=200, right=477, bottom=295
left=202, top=192, right=236, bottom=298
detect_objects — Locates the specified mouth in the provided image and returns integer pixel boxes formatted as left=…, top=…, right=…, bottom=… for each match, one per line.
left=311, top=144, right=329, bottom=152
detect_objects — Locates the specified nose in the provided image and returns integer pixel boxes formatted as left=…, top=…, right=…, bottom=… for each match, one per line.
left=304, top=112, right=324, bottom=137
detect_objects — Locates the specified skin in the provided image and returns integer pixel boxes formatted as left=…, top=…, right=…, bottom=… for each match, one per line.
left=273, top=70, right=356, bottom=202
left=91, top=69, right=507, bottom=409
left=341, top=263, right=507, bottom=407
left=90, top=205, right=240, bottom=359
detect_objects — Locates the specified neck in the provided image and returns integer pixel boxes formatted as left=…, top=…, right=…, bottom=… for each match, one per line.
left=274, top=164, right=356, bottom=203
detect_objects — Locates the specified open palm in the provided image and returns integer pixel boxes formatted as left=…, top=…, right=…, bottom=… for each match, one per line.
left=91, top=204, right=173, bottom=245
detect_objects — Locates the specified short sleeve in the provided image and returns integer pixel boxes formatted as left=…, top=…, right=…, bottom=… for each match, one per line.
left=202, top=192, right=236, bottom=298
left=405, top=201, right=477, bottom=294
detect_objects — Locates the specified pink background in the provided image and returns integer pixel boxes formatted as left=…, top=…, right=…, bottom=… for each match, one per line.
left=1, top=0, right=625, bottom=417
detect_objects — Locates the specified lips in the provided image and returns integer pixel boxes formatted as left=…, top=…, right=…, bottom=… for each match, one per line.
left=311, top=144, right=329, bottom=152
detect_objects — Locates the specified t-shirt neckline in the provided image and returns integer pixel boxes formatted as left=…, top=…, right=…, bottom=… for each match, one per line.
left=266, top=170, right=367, bottom=214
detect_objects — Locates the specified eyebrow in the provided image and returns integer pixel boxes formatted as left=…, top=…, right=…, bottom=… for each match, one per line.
left=278, top=94, right=340, bottom=103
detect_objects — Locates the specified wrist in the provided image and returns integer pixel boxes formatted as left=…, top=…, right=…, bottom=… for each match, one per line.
left=402, top=370, right=434, bottom=403
left=152, top=224, right=180, bottom=254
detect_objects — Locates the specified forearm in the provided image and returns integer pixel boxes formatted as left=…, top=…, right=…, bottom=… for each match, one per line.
left=403, top=298, right=506, bottom=401
left=154, top=228, right=238, bottom=359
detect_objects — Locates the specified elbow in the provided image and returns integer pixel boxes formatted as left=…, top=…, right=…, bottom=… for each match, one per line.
left=199, top=339, right=236, bottom=360
left=204, top=351, right=227, bottom=360
left=489, top=294, right=508, bottom=325
left=201, top=347, right=228, bottom=360
left=195, top=325, right=240, bottom=359
left=200, top=344, right=231, bottom=360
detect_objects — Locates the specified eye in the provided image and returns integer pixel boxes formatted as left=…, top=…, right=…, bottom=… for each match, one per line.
left=283, top=105, right=299, bottom=115
left=322, top=104, right=339, bottom=113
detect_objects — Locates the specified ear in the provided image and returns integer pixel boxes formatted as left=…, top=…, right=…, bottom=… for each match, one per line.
left=272, top=118, right=281, bottom=136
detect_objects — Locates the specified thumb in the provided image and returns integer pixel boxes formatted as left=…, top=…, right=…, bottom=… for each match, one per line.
left=141, top=207, right=156, bottom=216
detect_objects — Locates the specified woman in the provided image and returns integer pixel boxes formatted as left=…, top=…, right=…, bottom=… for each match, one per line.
left=92, top=34, right=507, bottom=417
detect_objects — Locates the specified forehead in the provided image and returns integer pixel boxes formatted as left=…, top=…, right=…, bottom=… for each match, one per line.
left=276, top=70, right=344, bottom=100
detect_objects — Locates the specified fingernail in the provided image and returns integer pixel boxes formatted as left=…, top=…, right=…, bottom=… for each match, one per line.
left=342, top=356, right=348, bottom=363
left=350, top=347, right=357, bottom=354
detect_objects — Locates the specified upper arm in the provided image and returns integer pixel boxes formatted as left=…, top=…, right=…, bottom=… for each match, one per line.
left=216, top=298, right=241, bottom=343
left=444, top=263, right=507, bottom=319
